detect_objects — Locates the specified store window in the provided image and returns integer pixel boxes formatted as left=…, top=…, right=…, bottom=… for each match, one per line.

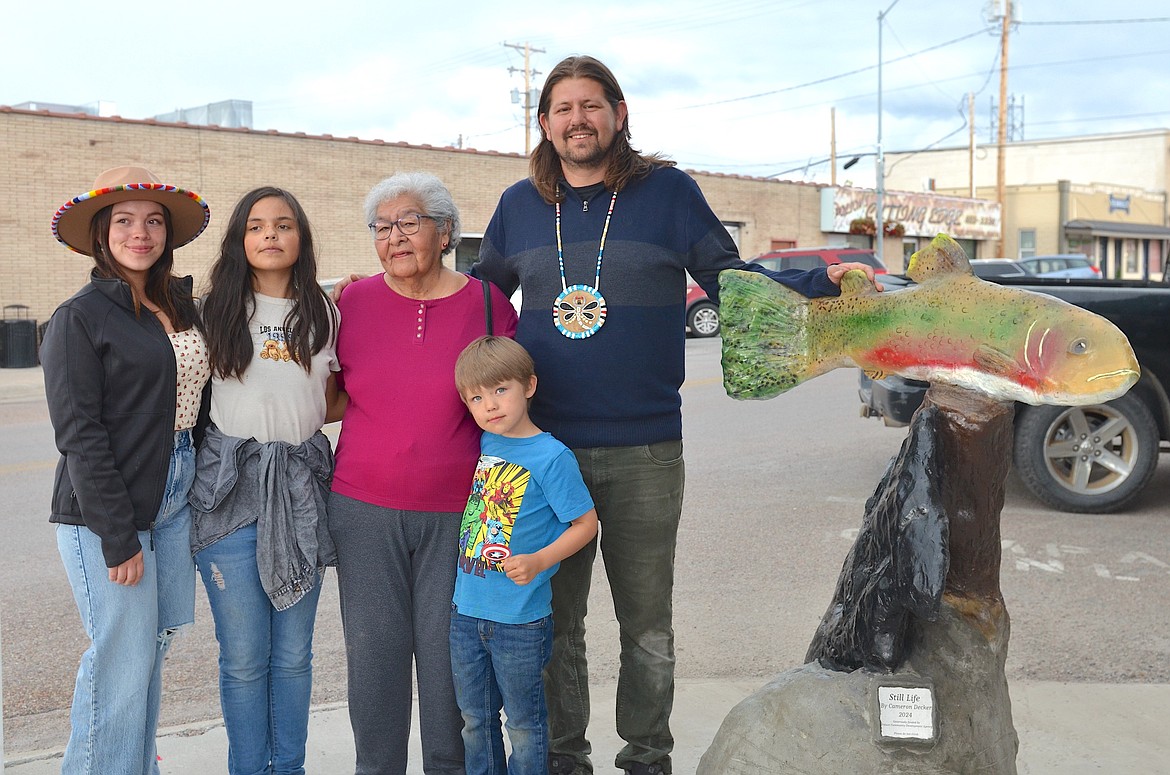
left=455, top=236, right=482, bottom=273
left=722, top=222, right=742, bottom=249
left=953, top=238, right=976, bottom=261
left=1018, top=229, right=1036, bottom=259
left=1123, top=239, right=1139, bottom=276
left=902, top=240, right=917, bottom=264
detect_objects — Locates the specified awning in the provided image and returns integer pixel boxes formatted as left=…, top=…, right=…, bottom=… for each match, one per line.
left=1064, top=219, right=1170, bottom=238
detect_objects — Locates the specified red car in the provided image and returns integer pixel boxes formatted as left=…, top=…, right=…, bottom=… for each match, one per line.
left=685, top=247, right=887, bottom=338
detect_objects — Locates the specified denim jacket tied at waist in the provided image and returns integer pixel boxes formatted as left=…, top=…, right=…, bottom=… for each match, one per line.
left=190, top=424, right=338, bottom=611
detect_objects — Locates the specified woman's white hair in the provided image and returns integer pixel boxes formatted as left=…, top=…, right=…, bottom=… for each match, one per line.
left=364, top=171, right=461, bottom=256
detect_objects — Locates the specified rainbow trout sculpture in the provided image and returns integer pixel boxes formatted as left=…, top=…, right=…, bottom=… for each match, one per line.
left=720, top=233, right=1139, bottom=405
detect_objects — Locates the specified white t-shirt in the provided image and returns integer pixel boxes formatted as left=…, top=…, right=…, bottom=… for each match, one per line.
left=209, top=293, right=340, bottom=444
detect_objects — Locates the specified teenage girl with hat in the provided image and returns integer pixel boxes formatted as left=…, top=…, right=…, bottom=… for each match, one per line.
left=41, top=165, right=211, bottom=774
left=189, top=187, right=343, bottom=775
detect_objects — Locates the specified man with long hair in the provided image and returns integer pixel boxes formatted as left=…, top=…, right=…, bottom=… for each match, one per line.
left=473, top=55, right=874, bottom=775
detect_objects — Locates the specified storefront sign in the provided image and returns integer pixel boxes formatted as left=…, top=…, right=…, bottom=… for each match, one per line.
left=822, top=187, right=1001, bottom=240
left=1109, top=194, right=1131, bottom=214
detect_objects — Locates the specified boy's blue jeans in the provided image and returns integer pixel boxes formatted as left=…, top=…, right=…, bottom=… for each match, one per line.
left=450, top=609, right=554, bottom=775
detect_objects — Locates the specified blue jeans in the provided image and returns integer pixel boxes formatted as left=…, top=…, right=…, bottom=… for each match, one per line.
left=451, top=610, right=553, bottom=775
left=56, top=429, right=196, bottom=775
left=547, top=441, right=684, bottom=774
left=196, top=522, right=322, bottom=775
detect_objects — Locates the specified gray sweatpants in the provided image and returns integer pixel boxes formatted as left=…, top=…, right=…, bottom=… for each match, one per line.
left=327, top=492, right=464, bottom=775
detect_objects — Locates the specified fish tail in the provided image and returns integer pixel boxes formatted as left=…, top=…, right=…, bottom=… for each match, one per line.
left=719, top=269, right=815, bottom=399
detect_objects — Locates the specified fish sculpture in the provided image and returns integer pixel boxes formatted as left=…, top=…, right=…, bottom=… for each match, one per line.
left=720, top=233, right=1139, bottom=405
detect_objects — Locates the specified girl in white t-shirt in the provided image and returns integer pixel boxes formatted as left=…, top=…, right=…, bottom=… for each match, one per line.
left=190, top=187, right=344, bottom=775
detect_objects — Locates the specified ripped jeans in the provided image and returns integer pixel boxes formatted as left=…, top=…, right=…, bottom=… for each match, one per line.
left=196, top=522, right=322, bottom=775
left=56, top=429, right=196, bottom=775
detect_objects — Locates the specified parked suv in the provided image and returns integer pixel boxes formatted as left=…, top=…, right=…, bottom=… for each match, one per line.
left=1018, top=254, right=1100, bottom=279
left=685, top=247, right=887, bottom=338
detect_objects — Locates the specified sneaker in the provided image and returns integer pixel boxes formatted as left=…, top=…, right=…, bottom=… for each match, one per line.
left=624, top=763, right=670, bottom=775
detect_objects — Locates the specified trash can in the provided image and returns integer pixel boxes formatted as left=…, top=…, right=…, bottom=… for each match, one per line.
left=0, top=305, right=38, bottom=368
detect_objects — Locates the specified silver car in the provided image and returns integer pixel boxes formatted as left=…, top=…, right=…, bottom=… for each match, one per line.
left=1018, top=254, right=1101, bottom=279
left=969, top=258, right=1032, bottom=279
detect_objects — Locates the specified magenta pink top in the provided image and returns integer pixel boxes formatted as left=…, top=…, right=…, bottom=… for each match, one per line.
left=332, top=275, right=518, bottom=512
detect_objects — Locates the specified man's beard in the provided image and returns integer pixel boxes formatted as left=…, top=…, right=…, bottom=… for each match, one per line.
left=560, top=132, right=612, bottom=168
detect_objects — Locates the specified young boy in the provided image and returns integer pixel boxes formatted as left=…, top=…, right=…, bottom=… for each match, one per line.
left=451, top=335, right=599, bottom=775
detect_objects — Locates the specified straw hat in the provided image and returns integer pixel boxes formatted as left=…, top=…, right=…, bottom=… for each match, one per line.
left=51, top=166, right=210, bottom=256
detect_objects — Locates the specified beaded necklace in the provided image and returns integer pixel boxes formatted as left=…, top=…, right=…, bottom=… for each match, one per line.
left=553, top=189, right=618, bottom=339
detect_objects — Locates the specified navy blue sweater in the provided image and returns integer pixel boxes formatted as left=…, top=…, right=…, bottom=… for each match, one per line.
left=475, top=166, right=839, bottom=449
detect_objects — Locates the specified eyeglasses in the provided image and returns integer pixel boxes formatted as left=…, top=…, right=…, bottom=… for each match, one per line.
left=368, top=214, right=436, bottom=241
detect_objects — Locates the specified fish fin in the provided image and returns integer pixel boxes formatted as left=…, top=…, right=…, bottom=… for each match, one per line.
left=905, top=233, right=973, bottom=284
left=718, top=269, right=813, bottom=399
left=839, top=269, right=880, bottom=297
left=973, top=344, right=1018, bottom=376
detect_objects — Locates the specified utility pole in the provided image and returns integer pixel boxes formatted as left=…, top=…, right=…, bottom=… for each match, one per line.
left=968, top=91, right=976, bottom=199
left=504, top=41, right=545, bottom=155
left=995, top=0, right=1011, bottom=256
left=876, top=0, right=900, bottom=267
left=830, top=107, right=838, bottom=186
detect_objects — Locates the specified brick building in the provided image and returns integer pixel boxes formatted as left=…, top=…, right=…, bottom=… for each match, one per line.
left=1, top=107, right=830, bottom=324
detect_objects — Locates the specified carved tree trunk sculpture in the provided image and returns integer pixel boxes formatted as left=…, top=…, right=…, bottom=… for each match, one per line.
left=807, top=383, right=1014, bottom=671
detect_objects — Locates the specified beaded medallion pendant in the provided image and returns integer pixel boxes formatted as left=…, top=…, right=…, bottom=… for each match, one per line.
left=553, top=190, right=618, bottom=339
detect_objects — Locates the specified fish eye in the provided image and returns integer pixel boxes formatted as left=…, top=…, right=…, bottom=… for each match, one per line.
left=1068, top=338, right=1090, bottom=356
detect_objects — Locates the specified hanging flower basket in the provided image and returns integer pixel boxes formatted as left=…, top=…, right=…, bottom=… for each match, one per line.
left=884, top=221, right=905, bottom=238
left=849, top=217, right=876, bottom=236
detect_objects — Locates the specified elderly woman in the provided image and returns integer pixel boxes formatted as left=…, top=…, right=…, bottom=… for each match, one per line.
left=329, top=171, right=518, bottom=774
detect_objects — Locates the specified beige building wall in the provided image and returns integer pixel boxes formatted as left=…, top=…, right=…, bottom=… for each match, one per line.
left=1007, top=185, right=1060, bottom=257
left=1067, top=183, right=1164, bottom=223
left=691, top=174, right=825, bottom=256
left=1, top=108, right=530, bottom=322
left=884, top=129, right=1170, bottom=194
left=934, top=181, right=1167, bottom=262
left=1, top=108, right=824, bottom=323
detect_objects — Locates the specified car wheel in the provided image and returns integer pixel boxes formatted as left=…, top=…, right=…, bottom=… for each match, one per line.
left=1013, top=394, right=1159, bottom=513
left=687, top=302, right=720, bottom=338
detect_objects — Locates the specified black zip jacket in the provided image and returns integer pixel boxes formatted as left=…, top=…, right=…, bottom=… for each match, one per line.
left=41, top=272, right=194, bottom=568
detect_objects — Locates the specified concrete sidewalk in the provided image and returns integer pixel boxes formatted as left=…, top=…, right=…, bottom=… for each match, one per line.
left=5, top=679, right=1169, bottom=774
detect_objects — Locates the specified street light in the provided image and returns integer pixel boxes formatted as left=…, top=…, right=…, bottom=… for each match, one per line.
left=876, top=0, right=899, bottom=266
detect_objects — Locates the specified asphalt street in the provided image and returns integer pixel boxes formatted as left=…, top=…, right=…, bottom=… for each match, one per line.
left=2, top=338, right=1169, bottom=771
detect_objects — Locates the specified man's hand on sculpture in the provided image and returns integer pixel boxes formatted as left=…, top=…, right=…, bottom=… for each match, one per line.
left=830, top=262, right=882, bottom=291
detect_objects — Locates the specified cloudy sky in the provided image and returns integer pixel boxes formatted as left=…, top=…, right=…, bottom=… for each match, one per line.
left=5, top=0, right=1169, bottom=187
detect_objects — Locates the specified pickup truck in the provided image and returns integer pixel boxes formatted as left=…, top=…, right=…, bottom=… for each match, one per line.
left=858, top=271, right=1170, bottom=514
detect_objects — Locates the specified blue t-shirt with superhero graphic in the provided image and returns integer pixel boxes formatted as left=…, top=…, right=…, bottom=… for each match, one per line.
left=453, top=431, right=594, bottom=624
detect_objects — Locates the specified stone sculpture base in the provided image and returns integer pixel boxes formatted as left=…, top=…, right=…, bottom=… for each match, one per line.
left=697, top=598, right=1016, bottom=774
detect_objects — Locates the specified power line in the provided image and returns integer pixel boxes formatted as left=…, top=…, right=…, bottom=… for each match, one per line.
left=1010, top=47, right=1170, bottom=73
left=658, top=27, right=994, bottom=113
left=1019, top=17, right=1170, bottom=26
left=1028, top=109, right=1170, bottom=127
